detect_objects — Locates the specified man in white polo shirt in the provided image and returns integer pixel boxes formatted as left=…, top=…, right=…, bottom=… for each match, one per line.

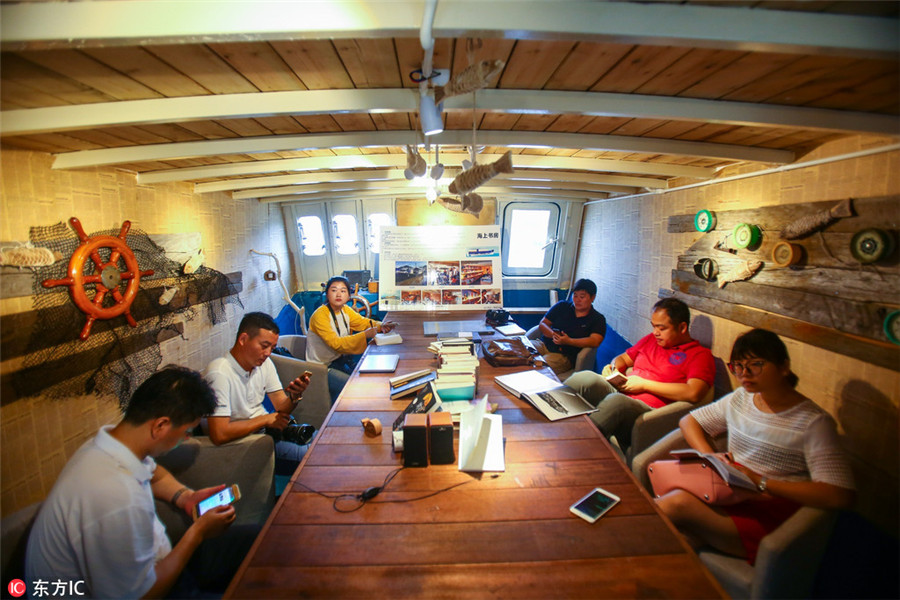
left=205, top=312, right=312, bottom=474
left=26, top=366, right=248, bottom=599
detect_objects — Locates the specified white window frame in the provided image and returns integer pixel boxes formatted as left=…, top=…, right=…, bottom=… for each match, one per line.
left=501, top=201, right=561, bottom=277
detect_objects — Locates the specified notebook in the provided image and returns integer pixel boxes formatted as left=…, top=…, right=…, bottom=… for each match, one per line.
left=358, top=353, right=400, bottom=373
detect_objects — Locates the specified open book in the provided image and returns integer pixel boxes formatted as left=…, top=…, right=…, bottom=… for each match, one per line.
left=495, top=369, right=597, bottom=422
left=669, top=449, right=757, bottom=490
left=604, top=369, right=628, bottom=387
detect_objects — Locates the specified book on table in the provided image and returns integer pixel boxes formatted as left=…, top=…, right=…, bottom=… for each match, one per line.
left=389, top=370, right=436, bottom=400
left=392, top=381, right=442, bottom=431
left=434, top=372, right=476, bottom=402
left=668, top=449, right=757, bottom=490
left=495, top=369, right=597, bottom=421
left=375, top=332, right=403, bottom=346
left=494, top=322, right=526, bottom=336
left=358, top=353, right=400, bottom=373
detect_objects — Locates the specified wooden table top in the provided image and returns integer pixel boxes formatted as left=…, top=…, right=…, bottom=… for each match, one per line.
left=225, top=310, right=724, bottom=599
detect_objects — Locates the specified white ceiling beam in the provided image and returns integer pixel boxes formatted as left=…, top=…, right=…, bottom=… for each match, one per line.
left=195, top=168, right=665, bottom=194
left=137, top=153, right=714, bottom=185
left=48, top=126, right=794, bottom=171
left=258, top=186, right=604, bottom=204
left=7, top=88, right=892, bottom=145
left=231, top=178, right=637, bottom=200
left=2, top=0, right=895, bottom=58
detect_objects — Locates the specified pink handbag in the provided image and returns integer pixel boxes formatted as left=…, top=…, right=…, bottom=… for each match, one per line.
left=647, top=458, right=756, bottom=505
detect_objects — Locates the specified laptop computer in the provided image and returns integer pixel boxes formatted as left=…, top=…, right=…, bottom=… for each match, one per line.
left=358, top=353, right=400, bottom=373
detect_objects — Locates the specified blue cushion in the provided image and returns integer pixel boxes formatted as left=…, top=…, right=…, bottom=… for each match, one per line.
left=593, top=327, right=631, bottom=372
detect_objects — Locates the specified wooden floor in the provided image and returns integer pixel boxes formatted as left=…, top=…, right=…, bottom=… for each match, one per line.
left=225, top=311, right=724, bottom=599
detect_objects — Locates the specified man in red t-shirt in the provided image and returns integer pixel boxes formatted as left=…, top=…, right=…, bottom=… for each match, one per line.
left=565, top=298, right=715, bottom=453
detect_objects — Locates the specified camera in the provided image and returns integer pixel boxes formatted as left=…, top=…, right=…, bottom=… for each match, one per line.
left=266, top=418, right=315, bottom=446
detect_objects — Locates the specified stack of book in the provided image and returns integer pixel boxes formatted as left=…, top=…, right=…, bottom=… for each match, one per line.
left=427, top=338, right=479, bottom=404
left=388, top=369, right=436, bottom=400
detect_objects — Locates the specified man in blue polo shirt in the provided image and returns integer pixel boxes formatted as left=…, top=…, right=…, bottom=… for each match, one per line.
left=534, top=278, right=606, bottom=375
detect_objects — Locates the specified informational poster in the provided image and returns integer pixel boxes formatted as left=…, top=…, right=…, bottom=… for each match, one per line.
left=379, top=226, right=503, bottom=312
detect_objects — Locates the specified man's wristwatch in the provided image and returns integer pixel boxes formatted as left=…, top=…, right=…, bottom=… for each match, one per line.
left=757, top=476, right=768, bottom=493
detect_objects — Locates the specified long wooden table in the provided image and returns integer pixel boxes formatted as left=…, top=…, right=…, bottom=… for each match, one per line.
left=225, top=311, right=724, bottom=599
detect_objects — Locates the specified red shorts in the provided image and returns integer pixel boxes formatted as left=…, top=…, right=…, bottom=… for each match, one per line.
left=723, top=496, right=801, bottom=564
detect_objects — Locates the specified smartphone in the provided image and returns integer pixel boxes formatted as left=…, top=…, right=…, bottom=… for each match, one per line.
left=193, top=484, right=241, bottom=520
left=569, top=487, right=620, bottom=523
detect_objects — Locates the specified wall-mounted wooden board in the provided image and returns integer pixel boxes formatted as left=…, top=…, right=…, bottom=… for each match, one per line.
left=669, top=194, right=900, bottom=370
left=0, top=271, right=242, bottom=401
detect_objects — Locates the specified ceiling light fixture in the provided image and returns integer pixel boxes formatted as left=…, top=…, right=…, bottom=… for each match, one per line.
left=419, top=93, right=443, bottom=137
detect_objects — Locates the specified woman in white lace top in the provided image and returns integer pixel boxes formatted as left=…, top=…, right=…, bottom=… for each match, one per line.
left=656, top=328, right=855, bottom=564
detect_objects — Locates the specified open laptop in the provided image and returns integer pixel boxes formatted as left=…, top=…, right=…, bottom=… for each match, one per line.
left=358, top=353, right=400, bottom=373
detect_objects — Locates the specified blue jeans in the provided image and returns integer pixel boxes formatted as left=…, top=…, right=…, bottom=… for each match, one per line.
left=327, top=354, right=361, bottom=402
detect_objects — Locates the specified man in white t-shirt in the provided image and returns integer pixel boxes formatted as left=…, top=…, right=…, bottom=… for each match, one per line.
left=26, top=367, right=246, bottom=599
left=205, top=312, right=312, bottom=473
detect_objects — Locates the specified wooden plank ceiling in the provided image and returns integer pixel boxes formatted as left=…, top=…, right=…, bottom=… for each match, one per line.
left=1, top=0, right=898, bottom=202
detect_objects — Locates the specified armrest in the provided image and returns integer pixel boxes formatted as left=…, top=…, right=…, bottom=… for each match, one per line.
left=525, top=325, right=541, bottom=340
left=154, top=434, right=275, bottom=544
left=278, top=334, right=308, bottom=358
left=630, top=429, right=689, bottom=492
left=270, top=353, right=332, bottom=429
left=626, top=401, right=696, bottom=464
left=753, top=507, right=837, bottom=599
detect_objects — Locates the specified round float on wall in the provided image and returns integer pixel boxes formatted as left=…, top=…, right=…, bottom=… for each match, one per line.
left=693, top=258, right=718, bottom=281
left=694, top=210, right=717, bottom=233
left=772, top=241, right=802, bottom=267
left=732, top=223, right=762, bottom=249
left=850, top=228, right=894, bottom=264
left=884, top=311, right=900, bottom=346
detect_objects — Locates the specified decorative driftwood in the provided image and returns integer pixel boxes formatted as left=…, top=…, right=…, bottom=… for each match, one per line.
left=668, top=195, right=899, bottom=370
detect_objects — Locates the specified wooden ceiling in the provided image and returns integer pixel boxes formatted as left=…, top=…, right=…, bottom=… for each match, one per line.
left=1, top=0, right=898, bottom=202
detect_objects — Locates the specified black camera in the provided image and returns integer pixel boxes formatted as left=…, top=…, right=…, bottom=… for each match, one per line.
left=485, top=308, right=510, bottom=326
left=266, top=419, right=315, bottom=446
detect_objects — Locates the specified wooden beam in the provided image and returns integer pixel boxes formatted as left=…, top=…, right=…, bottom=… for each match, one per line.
left=3, top=0, right=895, bottom=58
left=138, top=153, right=715, bottom=184
left=195, top=168, right=666, bottom=194
left=660, top=287, right=899, bottom=372
left=45, top=125, right=796, bottom=169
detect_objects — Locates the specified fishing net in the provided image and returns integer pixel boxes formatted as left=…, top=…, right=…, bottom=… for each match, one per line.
left=14, top=221, right=243, bottom=407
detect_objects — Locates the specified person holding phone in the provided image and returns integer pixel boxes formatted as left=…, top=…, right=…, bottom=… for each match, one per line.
left=655, top=329, right=855, bottom=564
left=205, top=311, right=314, bottom=475
left=306, top=275, right=397, bottom=401
left=26, top=367, right=255, bottom=598
left=534, top=278, right=606, bottom=376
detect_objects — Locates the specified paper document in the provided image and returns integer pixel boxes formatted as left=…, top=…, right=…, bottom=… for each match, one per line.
left=458, top=395, right=504, bottom=472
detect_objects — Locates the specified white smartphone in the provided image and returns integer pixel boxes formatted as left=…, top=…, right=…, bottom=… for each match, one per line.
left=193, top=484, right=241, bottom=520
left=569, top=487, right=620, bottom=523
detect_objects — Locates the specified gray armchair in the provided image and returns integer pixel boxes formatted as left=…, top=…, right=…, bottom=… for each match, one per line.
left=525, top=325, right=598, bottom=381
left=270, top=334, right=332, bottom=429
left=2, top=434, right=276, bottom=583
left=624, top=386, right=714, bottom=465
left=155, top=434, right=276, bottom=544
left=632, top=430, right=837, bottom=600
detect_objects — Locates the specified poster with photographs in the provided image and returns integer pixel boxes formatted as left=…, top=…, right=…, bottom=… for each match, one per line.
left=379, top=226, right=503, bottom=312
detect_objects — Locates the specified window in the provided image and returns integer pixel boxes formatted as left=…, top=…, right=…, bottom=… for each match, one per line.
left=297, top=216, right=325, bottom=256
left=501, top=202, right=560, bottom=277
left=366, top=213, right=393, bottom=253
left=332, top=214, right=359, bottom=255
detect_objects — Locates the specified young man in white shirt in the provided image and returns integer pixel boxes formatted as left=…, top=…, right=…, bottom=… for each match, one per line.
left=26, top=367, right=249, bottom=598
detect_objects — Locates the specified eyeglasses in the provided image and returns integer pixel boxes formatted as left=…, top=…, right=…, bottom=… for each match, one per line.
left=727, top=360, right=768, bottom=377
